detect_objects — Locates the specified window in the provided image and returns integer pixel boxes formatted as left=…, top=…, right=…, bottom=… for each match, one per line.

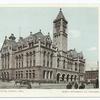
left=16, top=56, right=18, bottom=68
left=26, top=53, right=28, bottom=67
left=32, top=70, right=35, bottom=78
left=47, top=52, right=49, bottom=67
left=33, top=51, right=35, bottom=66
left=43, top=51, right=46, bottom=67
left=21, top=71, right=23, bottom=78
left=21, top=54, right=23, bottom=68
left=30, top=52, right=32, bottom=67
left=8, top=53, right=9, bottom=69
left=50, top=54, right=53, bottom=68
left=47, top=71, right=49, bottom=79
left=5, top=54, right=6, bottom=68
left=19, top=55, right=21, bottom=68
left=16, top=71, right=18, bottom=79
left=50, top=71, right=52, bottom=79
left=26, top=70, right=28, bottom=79
left=18, top=71, right=20, bottom=79
left=63, top=60, right=65, bottom=69
left=57, top=58, right=59, bottom=68
left=43, top=70, right=45, bottom=79
left=29, top=70, right=31, bottom=79
left=2, top=54, right=4, bottom=69
left=75, top=63, right=77, bottom=71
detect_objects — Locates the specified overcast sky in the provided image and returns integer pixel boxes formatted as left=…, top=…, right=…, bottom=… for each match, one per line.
left=0, top=7, right=98, bottom=70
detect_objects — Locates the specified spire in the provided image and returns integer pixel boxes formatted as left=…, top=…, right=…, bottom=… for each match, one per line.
left=53, top=8, right=67, bottom=23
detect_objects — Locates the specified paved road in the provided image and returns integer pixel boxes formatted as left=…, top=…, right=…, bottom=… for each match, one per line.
left=0, top=80, right=95, bottom=89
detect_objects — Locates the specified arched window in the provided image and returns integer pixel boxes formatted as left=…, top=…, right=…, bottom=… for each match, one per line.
left=62, top=74, right=65, bottom=81
left=71, top=75, right=73, bottom=81
left=74, top=75, right=77, bottom=81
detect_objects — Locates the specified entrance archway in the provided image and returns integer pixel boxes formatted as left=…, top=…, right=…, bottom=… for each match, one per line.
left=74, top=75, right=77, bottom=81
left=62, top=74, right=65, bottom=81
left=57, top=73, right=60, bottom=83
left=71, top=75, right=73, bottom=81
left=66, top=74, right=69, bottom=82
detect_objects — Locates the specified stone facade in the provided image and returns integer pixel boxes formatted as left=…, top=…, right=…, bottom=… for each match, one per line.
left=0, top=9, right=85, bottom=83
left=85, top=70, right=98, bottom=83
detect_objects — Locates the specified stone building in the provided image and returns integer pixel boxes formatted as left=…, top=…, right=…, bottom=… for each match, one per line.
left=85, top=70, right=98, bottom=83
left=0, top=9, right=85, bottom=83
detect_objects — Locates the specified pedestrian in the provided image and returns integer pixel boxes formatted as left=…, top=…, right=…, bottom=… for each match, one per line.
left=27, top=82, right=32, bottom=89
left=74, top=82, right=78, bottom=89
left=66, top=82, right=72, bottom=89
left=79, top=82, right=85, bottom=89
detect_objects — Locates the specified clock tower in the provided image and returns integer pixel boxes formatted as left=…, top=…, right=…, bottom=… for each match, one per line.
left=53, top=8, right=68, bottom=52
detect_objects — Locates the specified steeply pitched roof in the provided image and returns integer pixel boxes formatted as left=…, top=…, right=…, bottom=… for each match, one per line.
left=56, top=8, right=65, bottom=20
left=53, top=8, right=67, bottom=23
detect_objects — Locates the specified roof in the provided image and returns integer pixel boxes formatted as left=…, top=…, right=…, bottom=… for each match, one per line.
left=17, top=31, right=52, bottom=47
left=53, top=8, right=67, bottom=23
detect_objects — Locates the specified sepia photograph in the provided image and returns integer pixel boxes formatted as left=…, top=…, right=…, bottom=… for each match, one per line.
left=0, top=6, right=99, bottom=90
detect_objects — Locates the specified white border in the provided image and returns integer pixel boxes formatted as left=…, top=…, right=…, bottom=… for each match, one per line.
left=0, top=4, right=99, bottom=97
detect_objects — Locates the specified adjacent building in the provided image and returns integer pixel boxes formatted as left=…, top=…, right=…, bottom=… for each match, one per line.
left=0, top=9, right=85, bottom=83
left=85, top=70, right=98, bottom=83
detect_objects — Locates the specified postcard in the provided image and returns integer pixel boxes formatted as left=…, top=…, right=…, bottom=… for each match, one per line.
left=0, top=4, right=99, bottom=97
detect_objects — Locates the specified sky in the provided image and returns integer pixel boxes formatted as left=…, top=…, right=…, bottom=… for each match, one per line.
left=0, top=7, right=98, bottom=70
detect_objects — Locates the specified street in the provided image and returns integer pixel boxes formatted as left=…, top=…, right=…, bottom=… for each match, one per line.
left=0, top=80, right=95, bottom=89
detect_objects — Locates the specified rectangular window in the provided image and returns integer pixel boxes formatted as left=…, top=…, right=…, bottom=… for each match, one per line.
left=26, top=70, right=28, bottom=79
left=43, top=70, right=45, bottom=79
left=21, top=71, right=23, bottom=78
left=32, top=70, right=35, bottom=78
left=33, top=51, right=35, bottom=66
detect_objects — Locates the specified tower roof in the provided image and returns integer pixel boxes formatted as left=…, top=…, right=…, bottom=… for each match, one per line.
left=53, top=8, right=67, bottom=23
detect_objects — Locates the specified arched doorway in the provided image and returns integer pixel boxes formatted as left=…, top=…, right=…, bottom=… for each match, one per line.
left=71, top=75, right=73, bottom=81
left=57, top=73, right=60, bottom=83
left=4, top=72, right=6, bottom=79
left=66, top=74, right=69, bottom=82
left=74, top=75, right=77, bottom=81
left=62, top=74, right=65, bottom=81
